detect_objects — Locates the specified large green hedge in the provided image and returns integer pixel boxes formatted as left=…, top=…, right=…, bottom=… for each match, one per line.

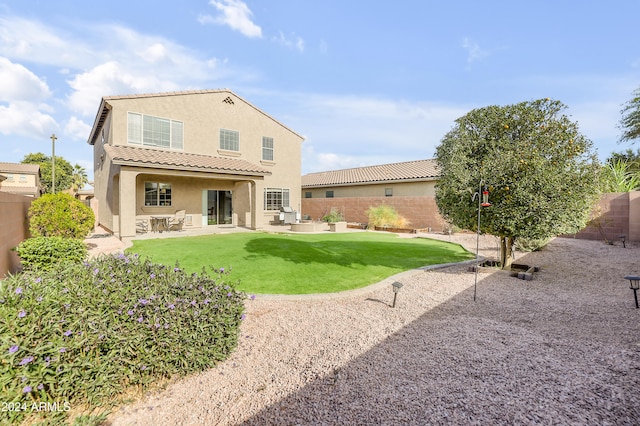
left=29, top=193, right=94, bottom=239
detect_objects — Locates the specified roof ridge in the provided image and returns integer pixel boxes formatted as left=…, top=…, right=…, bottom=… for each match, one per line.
left=103, top=88, right=231, bottom=100
left=304, top=158, right=436, bottom=176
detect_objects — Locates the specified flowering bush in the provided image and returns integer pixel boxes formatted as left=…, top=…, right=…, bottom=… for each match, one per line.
left=0, top=253, right=245, bottom=425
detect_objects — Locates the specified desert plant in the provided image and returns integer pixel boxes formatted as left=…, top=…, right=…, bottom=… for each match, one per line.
left=322, top=208, right=344, bottom=222
left=365, top=205, right=410, bottom=229
left=14, top=236, right=87, bottom=270
left=28, top=193, right=95, bottom=239
left=515, top=236, right=553, bottom=252
left=0, top=254, right=246, bottom=425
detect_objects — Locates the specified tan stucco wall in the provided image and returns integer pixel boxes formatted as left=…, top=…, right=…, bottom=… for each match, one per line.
left=303, top=180, right=437, bottom=199
left=0, top=192, right=32, bottom=278
left=91, top=91, right=303, bottom=238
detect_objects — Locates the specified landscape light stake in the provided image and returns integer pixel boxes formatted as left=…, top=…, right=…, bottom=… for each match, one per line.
left=472, top=181, right=491, bottom=302
left=620, top=235, right=626, bottom=248
left=624, top=276, right=640, bottom=308
left=391, top=282, right=403, bottom=308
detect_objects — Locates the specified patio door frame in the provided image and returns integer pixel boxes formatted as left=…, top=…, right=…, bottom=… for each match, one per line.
left=202, top=189, right=233, bottom=226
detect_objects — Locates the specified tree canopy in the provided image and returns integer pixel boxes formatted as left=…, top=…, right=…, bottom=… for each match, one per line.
left=21, top=153, right=78, bottom=194
left=435, top=98, right=601, bottom=268
left=619, top=87, right=640, bottom=143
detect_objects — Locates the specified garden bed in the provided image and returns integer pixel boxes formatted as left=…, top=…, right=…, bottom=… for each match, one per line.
left=469, top=260, right=540, bottom=280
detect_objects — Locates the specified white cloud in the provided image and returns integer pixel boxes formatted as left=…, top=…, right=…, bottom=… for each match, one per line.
left=273, top=31, right=305, bottom=52
left=201, top=0, right=262, bottom=38
left=0, top=17, right=94, bottom=69
left=66, top=61, right=180, bottom=116
left=0, top=56, right=51, bottom=102
left=250, top=91, right=468, bottom=173
left=462, top=37, right=490, bottom=66
left=0, top=101, right=57, bottom=139
left=64, top=116, right=92, bottom=141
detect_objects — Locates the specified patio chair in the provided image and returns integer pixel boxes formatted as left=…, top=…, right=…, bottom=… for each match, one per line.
left=168, top=210, right=186, bottom=231
left=136, top=218, right=149, bottom=234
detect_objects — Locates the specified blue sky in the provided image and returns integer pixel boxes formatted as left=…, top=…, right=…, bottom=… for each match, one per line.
left=0, top=1, right=638, bottom=176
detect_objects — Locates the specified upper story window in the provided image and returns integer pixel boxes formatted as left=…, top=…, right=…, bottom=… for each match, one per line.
left=19, top=175, right=27, bottom=183
left=6, top=174, right=14, bottom=182
left=128, top=112, right=183, bottom=150
left=304, top=191, right=312, bottom=198
left=326, top=190, right=334, bottom=198
left=220, top=129, right=239, bottom=151
left=385, top=188, right=393, bottom=197
left=262, top=137, right=274, bottom=161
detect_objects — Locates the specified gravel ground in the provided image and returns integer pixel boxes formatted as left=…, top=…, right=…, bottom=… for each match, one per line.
left=104, top=233, right=640, bottom=426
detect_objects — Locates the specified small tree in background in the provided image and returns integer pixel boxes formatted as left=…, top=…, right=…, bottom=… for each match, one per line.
left=29, top=193, right=95, bottom=239
left=70, top=164, right=89, bottom=196
left=601, top=159, right=640, bottom=192
left=619, top=86, right=640, bottom=143
left=435, top=98, right=601, bottom=269
left=22, top=152, right=74, bottom=194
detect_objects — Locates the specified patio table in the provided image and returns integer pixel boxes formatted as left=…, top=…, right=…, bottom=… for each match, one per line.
left=150, top=215, right=172, bottom=233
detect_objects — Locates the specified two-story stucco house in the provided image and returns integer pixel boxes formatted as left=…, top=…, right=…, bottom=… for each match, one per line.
left=87, top=89, right=304, bottom=239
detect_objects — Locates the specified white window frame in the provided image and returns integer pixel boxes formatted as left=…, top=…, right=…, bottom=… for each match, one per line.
left=264, top=188, right=289, bottom=211
left=262, top=137, right=274, bottom=161
left=128, top=112, right=183, bottom=150
left=220, top=129, right=240, bottom=151
left=145, top=182, right=172, bottom=207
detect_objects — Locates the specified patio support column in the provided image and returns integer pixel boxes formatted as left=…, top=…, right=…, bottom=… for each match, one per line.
left=249, top=180, right=264, bottom=230
left=118, top=169, right=138, bottom=239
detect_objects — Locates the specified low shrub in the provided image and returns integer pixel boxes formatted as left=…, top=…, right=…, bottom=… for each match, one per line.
left=322, top=208, right=344, bottom=223
left=0, top=254, right=246, bottom=425
left=515, top=236, right=552, bottom=252
left=365, top=205, right=410, bottom=229
left=29, top=193, right=95, bottom=239
left=14, top=236, right=88, bottom=271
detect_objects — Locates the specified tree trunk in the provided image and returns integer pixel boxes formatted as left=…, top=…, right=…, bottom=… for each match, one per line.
left=500, top=236, right=514, bottom=269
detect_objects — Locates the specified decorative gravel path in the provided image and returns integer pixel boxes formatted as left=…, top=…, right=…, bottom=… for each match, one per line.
left=104, top=233, right=640, bottom=425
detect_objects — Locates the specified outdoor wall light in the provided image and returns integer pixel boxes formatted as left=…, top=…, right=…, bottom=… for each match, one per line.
left=391, top=281, right=403, bottom=308
left=624, top=276, right=640, bottom=308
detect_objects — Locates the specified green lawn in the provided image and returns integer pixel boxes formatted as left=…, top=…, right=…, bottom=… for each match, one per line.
left=127, top=232, right=474, bottom=294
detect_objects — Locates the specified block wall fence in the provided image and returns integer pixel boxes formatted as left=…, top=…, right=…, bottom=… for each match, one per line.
left=301, top=192, right=640, bottom=242
left=0, top=192, right=32, bottom=278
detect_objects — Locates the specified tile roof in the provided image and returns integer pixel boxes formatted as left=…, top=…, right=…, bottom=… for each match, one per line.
left=0, top=186, right=40, bottom=195
left=0, top=162, right=40, bottom=174
left=302, top=159, right=439, bottom=188
left=105, top=145, right=271, bottom=176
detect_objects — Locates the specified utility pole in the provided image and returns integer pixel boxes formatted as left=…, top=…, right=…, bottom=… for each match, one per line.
left=50, top=134, right=57, bottom=193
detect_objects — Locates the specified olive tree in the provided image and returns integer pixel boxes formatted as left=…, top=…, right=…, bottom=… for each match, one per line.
left=435, top=98, right=601, bottom=269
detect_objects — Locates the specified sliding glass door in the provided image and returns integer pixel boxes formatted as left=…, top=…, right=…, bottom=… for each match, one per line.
left=202, top=190, right=233, bottom=226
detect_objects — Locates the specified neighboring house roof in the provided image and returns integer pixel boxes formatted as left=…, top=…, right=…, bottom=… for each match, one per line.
left=1, top=186, right=40, bottom=195
left=88, top=89, right=304, bottom=146
left=105, top=145, right=272, bottom=177
left=0, top=162, right=40, bottom=174
left=302, top=159, right=439, bottom=188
